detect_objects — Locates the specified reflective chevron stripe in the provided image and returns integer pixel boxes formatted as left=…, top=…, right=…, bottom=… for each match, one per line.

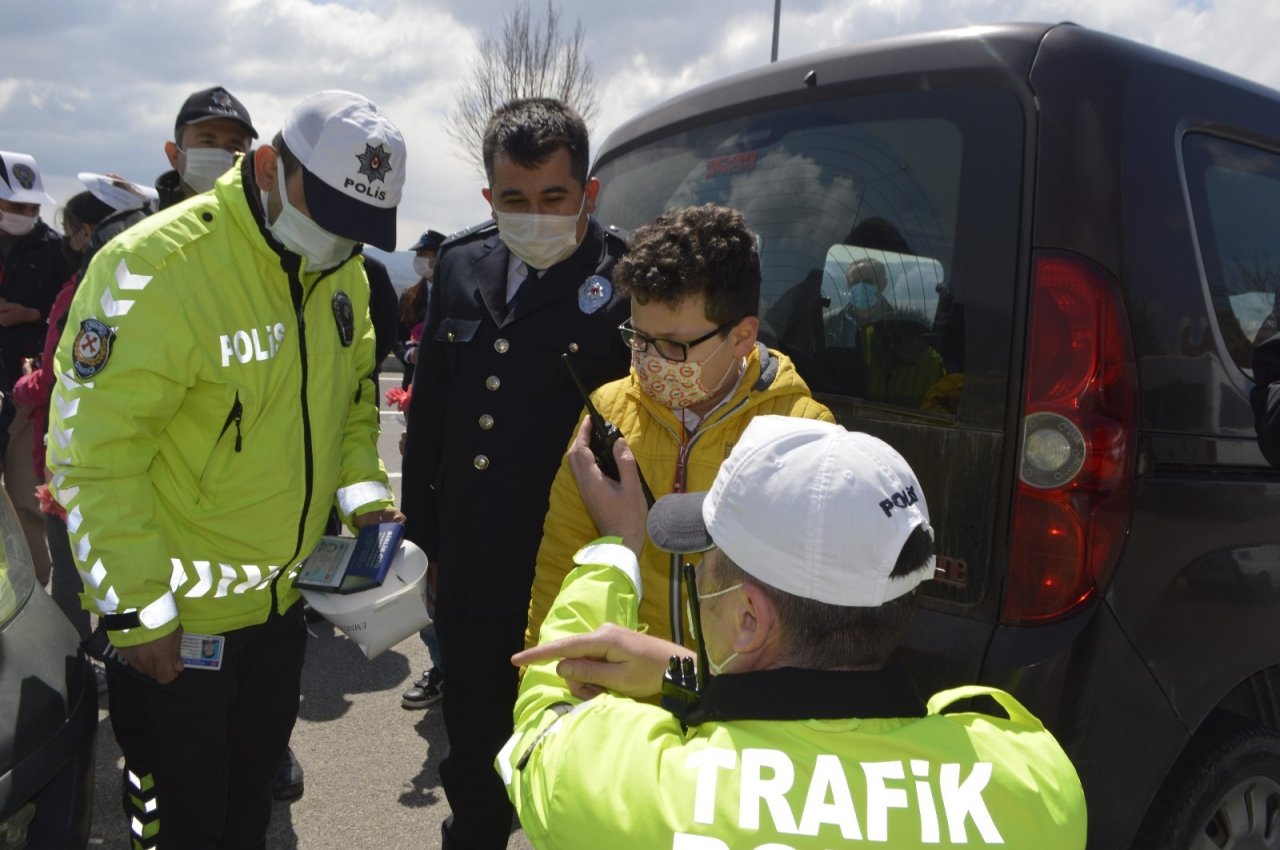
left=168, top=559, right=284, bottom=599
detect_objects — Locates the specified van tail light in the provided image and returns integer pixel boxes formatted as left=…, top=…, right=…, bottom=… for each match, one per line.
left=1002, top=252, right=1138, bottom=624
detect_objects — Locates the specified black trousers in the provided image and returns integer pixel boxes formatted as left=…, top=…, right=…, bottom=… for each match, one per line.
left=105, top=602, right=306, bottom=850
left=434, top=602, right=527, bottom=850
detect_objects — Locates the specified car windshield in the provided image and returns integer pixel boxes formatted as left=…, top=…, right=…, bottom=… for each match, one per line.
left=593, top=86, right=1023, bottom=426
left=0, top=492, right=33, bottom=627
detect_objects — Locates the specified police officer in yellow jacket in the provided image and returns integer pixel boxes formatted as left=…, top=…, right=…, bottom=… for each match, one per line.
left=505, top=416, right=1087, bottom=848
left=48, top=90, right=406, bottom=850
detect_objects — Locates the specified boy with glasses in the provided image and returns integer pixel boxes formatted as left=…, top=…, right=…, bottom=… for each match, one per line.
left=527, top=203, right=834, bottom=648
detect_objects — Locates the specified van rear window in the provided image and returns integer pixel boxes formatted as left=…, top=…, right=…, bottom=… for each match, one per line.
left=1183, top=133, right=1280, bottom=375
left=594, top=87, right=1023, bottom=427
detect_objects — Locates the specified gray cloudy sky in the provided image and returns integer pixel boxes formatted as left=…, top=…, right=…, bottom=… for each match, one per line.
left=2, top=0, right=1275, bottom=251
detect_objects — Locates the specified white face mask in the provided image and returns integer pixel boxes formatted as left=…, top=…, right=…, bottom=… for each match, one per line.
left=687, top=582, right=743, bottom=676
left=179, top=147, right=235, bottom=194
left=265, top=183, right=356, bottom=272
left=0, top=211, right=37, bottom=237
left=412, top=255, right=433, bottom=280
left=493, top=193, right=585, bottom=270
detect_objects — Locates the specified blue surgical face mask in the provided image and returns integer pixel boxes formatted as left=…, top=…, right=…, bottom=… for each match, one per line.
left=847, top=281, right=888, bottom=323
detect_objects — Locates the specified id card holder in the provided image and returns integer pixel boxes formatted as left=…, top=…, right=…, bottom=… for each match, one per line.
left=180, top=633, right=225, bottom=671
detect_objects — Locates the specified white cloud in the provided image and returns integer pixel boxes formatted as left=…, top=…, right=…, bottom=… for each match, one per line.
left=4, top=0, right=1279, bottom=249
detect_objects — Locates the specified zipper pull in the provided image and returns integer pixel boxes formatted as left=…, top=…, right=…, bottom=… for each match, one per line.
left=233, top=404, right=243, bottom=452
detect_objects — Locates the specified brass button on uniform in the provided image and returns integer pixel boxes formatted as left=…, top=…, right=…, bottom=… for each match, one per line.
left=447, top=331, right=456, bottom=342
left=478, top=414, right=495, bottom=430
left=568, top=342, right=580, bottom=353
left=473, top=455, right=490, bottom=470
left=494, top=338, right=510, bottom=354
left=485, top=375, right=501, bottom=391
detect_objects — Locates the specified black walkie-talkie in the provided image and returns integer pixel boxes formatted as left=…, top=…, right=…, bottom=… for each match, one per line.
left=561, top=352, right=655, bottom=506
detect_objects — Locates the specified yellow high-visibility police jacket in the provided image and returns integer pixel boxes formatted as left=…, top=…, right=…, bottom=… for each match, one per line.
left=48, top=158, right=393, bottom=647
left=502, top=541, right=1088, bottom=849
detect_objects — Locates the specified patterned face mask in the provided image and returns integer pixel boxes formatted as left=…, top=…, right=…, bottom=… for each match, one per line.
left=632, top=332, right=734, bottom=410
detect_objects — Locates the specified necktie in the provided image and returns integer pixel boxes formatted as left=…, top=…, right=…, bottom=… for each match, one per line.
left=507, top=267, right=533, bottom=314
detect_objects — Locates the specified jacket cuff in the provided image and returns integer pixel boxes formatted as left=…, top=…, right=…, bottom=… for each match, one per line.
left=102, top=590, right=181, bottom=647
left=338, top=481, right=393, bottom=516
left=572, top=537, right=642, bottom=602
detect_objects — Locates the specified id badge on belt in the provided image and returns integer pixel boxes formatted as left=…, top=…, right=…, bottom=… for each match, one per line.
left=180, top=633, right=225, bottom=671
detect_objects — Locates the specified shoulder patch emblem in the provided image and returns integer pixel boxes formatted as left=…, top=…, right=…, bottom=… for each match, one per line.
left=72, top=318, right=115, bottom=379
left=578, top=275, right=612, bottom=314
left=332, top=291, right=354, bottom=347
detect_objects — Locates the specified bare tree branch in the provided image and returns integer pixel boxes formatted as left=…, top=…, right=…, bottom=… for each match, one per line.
left=445, top=0, right=599, bottom=179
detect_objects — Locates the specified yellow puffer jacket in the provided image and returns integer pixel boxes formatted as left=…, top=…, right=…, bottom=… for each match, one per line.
left=527, top=344, right=834, bottom=647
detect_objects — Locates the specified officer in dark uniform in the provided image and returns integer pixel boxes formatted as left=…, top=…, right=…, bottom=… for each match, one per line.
left=401, top=97, right=629, bottom=850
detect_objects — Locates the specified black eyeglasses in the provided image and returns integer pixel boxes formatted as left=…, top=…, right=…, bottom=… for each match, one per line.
left=619, top=319, right=735, bottom=363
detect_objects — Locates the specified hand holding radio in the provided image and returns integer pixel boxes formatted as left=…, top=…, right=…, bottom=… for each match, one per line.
left=567, top=417, right=648, bottom=556
left=562, top=352, right=655, bottom=504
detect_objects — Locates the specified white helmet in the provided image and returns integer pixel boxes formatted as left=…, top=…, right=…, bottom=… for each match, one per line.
left=300, top=540, right=432, bottom=659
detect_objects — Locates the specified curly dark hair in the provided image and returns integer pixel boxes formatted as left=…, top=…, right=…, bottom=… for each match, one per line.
left=482, top=98, right=589, bottom=186
left=614, top=204, right=760, bottom=327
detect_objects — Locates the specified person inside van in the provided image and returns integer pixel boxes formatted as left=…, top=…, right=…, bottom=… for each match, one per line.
left=1251, top=313, right=1280, bottom=465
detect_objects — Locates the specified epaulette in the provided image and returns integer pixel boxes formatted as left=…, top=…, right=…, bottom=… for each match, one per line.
left=601, top=223, right=630, bottom=260
left=439, top=219, right=497, bottom=253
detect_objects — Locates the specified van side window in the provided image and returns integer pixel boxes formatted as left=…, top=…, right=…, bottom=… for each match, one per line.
left=592, top=88, right=1023, bottom=427
left=1183, top=133, right=1280, bottom=375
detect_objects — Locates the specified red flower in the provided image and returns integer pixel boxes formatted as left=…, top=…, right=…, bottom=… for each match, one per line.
left=384, top=385, right=412, bottom=413
left=35, top=484, right=67, bottom=520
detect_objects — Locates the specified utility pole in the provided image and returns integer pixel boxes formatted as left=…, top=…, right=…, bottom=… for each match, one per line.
left=771, top=0, right=781, bottom=62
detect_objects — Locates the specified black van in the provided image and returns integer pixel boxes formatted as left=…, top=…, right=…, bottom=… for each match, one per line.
left=591, top=22, right=1280, bottom=849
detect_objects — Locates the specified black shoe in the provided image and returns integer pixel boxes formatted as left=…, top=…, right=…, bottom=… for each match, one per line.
left=401, top=668, right=444, bottom=709
left=272, top=747, right=304, bottom=801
